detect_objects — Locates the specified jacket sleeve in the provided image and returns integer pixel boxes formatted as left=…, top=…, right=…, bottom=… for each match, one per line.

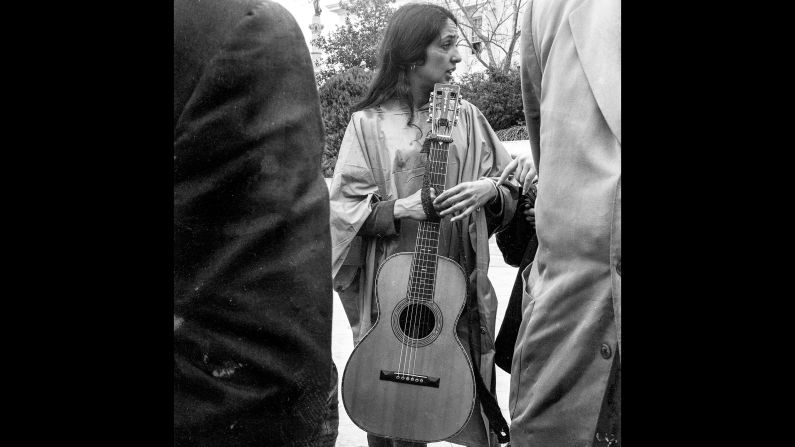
left=356, top=199, right=399, bottom=237
left=468, top=103, right=520, bottom=236
left=496, top=180, right=538, bottom=267
left=329, top=117, right=382, bottom=279
left=520, top=0, right=543, bottom=174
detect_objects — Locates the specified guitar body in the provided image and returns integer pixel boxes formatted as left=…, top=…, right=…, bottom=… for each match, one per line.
left=342, top=252, right=476, bottom=442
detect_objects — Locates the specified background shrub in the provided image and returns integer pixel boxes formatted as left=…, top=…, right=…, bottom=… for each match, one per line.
left=318, top=67, right=375, bottom=177
left=458, top=68, right=525, bottom=132
left=495, top=124, right=529, bottom=141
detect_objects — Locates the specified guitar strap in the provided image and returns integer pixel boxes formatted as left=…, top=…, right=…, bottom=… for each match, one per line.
left=457, top=215, right=511, bottom=444
left=424, top=125, right=510, bottom=443
left=420, top=132, right=443, bottom=222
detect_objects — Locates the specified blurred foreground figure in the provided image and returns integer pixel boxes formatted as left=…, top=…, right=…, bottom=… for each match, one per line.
left=499, top=0, right=621, bottom=445
left=173, top=0, right=336, bottom=445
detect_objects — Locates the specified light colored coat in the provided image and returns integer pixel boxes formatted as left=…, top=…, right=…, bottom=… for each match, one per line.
left=509, top=0, right=621, bottom=445
left=329, top=99, right=518, bottom=446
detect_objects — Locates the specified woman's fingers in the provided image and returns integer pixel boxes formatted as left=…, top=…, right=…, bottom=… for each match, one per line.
left=496, top=158, right=519, bottom=187
left=440, top=193, right=481, bottom=222
left=516, top=162, right=527, bottom=183
left=449, top=203, right=479, bottom=222
left=433, top=180, right=493, bottom=222
left=437, top=193, right=472, bottom=216
left=433, top=184, right=464, bottom=210
left=521, top=169, right=536, bottom=195
left=517, top=164, right=533, bottom=194
left=499, top=152, right=536, bottom=194
left=522, top=173, right=532, bottom=195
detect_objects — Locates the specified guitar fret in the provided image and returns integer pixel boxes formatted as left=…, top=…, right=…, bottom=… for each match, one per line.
left=409, top=277, right=435, bottom=283
left=408, top=290, right=434, bottom=297
left=405, top=83, right=460, bottom=304
left=409, top=280, right=435, bottom=286
left=410, top=263, right=436, bottom=271
left=411, top=262, right=436, bottom=268
left=409, top=272, right=435, bottom=279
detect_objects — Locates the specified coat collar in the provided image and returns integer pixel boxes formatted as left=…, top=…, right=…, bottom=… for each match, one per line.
left=568, top=0, right=621, bottom=144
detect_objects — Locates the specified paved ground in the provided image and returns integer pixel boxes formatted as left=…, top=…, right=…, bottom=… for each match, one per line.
left=331, top=238, right=519, bottom=447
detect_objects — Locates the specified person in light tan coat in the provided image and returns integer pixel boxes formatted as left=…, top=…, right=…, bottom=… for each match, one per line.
left=498, top=0, right=621, bottom=445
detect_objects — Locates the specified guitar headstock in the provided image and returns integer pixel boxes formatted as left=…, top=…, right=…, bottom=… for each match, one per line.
left=427, top=83, right=462, bottom=139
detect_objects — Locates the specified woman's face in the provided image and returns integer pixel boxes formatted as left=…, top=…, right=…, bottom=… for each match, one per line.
left=411, top=19, right=462, bottom=92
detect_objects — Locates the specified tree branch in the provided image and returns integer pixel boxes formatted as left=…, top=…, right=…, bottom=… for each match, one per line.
left=444, top=0, right=495, bottom=70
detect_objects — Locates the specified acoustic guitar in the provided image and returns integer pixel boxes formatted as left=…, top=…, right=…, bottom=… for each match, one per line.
left=341, top=84, right=476, bottom=442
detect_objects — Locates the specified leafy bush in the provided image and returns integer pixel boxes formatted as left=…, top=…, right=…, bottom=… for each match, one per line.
left=458, top=68, right=525, bottom=132
left=495, top=124, right=529, bottom=141
left=319, top=67, right=375, bottom=177
left=313, top=0, right=395, bottom=87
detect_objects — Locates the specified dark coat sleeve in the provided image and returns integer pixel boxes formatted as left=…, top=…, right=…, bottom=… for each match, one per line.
left=495, top=182, right=538, bottom=267
left=356, top=199, right=399, bottom=238
left=494, top=182, right=539, bottom=373
left=173, top=1, right=334, bottom=445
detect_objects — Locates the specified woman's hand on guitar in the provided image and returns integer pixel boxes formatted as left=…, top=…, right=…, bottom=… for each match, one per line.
left=433, top=179, right=497, bottom=223
left=394, top=188, right=435, bottom=221
left=497, top=152, right=537, bottom=196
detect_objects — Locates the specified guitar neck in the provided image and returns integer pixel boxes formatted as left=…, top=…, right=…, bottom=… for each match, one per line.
left=425, top=139, right=449, bottom=194
left=407, top=140, right=450, bottom=302
left=406, top=83, right=461, bottom=303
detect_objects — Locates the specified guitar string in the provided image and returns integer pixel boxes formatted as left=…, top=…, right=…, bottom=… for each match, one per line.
left=417, top=123, right=446, bottom=376
left=411, top=152, right=436, bottom=376
left=408, top=100, right=440, bottom=377
left=399, top=146, right=425, bottom=377
left=399, top=98, right=438, bottom=377
left=411, top=96, right=454, bottom=378
left=416, top=98, right=448, bottom=376
left=412, top=153, right=436, bottom=376
left=410, top=98, right=452, bottom=377
left=407, top=102, right=437, bottom=377
left=399, top=92, right=457, bottom=380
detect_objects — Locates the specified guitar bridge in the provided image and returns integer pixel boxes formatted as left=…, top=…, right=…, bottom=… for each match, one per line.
left=380, top=370, right=440, bottom=388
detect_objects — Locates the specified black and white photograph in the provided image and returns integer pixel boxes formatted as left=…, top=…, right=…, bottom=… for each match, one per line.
left=173, top=0, right=621, bottom=445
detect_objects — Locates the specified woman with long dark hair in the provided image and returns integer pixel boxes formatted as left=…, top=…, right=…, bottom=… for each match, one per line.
left=329, top=4, right=518, bottom=447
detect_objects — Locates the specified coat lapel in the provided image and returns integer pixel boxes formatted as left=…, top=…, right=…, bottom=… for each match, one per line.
left=569, top=0, right=621, bottom=144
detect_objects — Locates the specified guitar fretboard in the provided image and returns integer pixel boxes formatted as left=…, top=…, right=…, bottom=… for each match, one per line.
left=407, top=140, right=450, bottom=302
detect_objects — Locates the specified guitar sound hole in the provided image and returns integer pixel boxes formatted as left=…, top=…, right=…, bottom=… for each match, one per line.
left=398, top=303, right=436, bottom=340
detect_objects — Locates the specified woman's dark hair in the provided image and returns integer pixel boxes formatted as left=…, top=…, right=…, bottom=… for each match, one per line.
left=352, top=3, right=457, bottom=126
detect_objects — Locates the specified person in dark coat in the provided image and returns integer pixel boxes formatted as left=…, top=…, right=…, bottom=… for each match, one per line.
left=493, top=177, right=538, bottom=373
left=173, top=0, right=336, bottom=445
